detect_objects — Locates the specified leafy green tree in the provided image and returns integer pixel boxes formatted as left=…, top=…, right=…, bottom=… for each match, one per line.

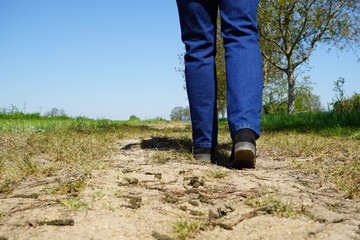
left=263, top=75, right=321, bottom=114
left=46, top=108, right=67, bottom=117
left=170, top=106, right=191, bottom=122
left=333, top=77, right=346, bottom=102
left=262, top=77, right=288, bottom=114
left=258, top=0, right=360, bottom=113
left=129, top=115, right=140, bottom=121
left=294, top=76, right=321, bottom=112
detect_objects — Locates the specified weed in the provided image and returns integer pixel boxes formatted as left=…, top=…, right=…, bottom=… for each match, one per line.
left=47, top=177, right=87, bottom=195
left=172, top=217, right=204, bottom=240
left=0, top=158, right=4, bottom=175
left=16, top=156, right=53, bottom=178
left=246, top=187, right=301, bottom=218
left=177, top=143, right=193, bottom=160
left=340, top=159, right=360, bottom=198
left=102, top=201, right=115, bottom=211
left=60, top=198, right=89, bottom=210
left=0, top=180, right=15, bottom=195
left=206, top=169, right=229, bottom=179
left=92, top=191, right=106, bottom=201
left=153, top=151, right=171, bottom=163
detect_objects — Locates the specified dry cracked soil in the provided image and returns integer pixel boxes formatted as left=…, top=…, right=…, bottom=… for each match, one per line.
left=1, top=137, right=360, bottom=240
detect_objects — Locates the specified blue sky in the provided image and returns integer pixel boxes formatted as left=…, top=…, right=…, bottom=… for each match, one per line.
left=1, top=1, right=359, bottom=120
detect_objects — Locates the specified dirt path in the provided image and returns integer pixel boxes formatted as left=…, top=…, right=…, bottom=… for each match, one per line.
left=1, top=137, right=360, bottom=240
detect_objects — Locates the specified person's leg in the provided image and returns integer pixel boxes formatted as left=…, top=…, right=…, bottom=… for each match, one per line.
left=220, top=0, right=263, bottom=139
left=220, top=0, right=263, bottom=167
left=176, top=0, right=219, bottom=152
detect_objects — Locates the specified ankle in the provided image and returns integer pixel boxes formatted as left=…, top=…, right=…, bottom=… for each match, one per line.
left=233, top=128, right=256, bottom=145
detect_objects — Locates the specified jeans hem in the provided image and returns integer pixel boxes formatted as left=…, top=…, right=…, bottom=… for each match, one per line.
left=231, top=124, right=261, bottom=139
left=193, top=143, right=217, bottom=149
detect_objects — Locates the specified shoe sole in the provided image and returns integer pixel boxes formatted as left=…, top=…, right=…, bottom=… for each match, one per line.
left=231, top=142, right=256, bottom=169
left=194, top=153, right=212, bottom=162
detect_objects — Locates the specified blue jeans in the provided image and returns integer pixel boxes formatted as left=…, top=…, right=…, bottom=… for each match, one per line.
left=176, top=0, right=263, bottom=149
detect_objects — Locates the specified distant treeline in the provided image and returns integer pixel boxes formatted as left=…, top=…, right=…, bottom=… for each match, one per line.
left=0, top=106, right=71, bottom=120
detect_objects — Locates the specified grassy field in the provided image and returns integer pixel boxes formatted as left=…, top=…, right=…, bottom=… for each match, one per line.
left=1, top=111, right=359, bottom=199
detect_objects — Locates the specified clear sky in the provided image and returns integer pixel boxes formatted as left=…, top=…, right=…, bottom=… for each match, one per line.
left=1, top=1, right=359, bottom=120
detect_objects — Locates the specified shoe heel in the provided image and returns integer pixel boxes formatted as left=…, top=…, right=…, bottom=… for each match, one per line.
left=234, top=142, right=256, bottom=168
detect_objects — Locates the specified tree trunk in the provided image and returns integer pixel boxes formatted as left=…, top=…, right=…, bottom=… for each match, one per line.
left=287, top=69, right=296, bottom=114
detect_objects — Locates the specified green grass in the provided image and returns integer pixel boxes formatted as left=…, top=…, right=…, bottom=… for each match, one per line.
left=206, top=168, right=230, bottom=179
left=60, top=198, right=89, bottom=210
left=172, top=217, right=204, bottom=240
left=2, top=108, right=359, bottom=134
left=222, top=110, right=360, bottom=135
left=247, top=190, right=304, bottom=218
left=46, top=177, right=88, bottom=195
left=261, top=111, right=360, bottom=137
left=0, top=117, right=170, bottom=133
left=1, top=109, right=359, bottom=199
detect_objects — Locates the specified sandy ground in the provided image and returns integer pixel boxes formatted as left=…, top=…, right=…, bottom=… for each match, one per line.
left=1, top=137, right=360, bottom=240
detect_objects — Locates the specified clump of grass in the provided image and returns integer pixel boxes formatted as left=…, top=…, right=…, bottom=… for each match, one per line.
left=46, top=177, right=87, bottom=195
left=172, top=217, right=204, bottom=240
left=152, top=151, right=173, bottom=164
left=60, top=198, right=89, bottom=210
left=178, top=146, right=194, bottom=160
left=335, top=159, right=360, bottom=198
left=246, top=188, right=304, bottom=218
left=293, top=158, right=360, bottom=199
left=16, top=156, right=54, bottom=178
left=92, top=191, right=106, bottom=201
left=0, top=180, right=16, bottom=195
left=206, top=169, right=230, bottom=179
left=152, top=148, right=193, bottom=164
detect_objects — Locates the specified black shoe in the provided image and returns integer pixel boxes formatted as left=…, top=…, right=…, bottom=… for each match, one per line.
left=227, top=129, right=256, bottom=169
left=193, top=148, right=214, bottom=162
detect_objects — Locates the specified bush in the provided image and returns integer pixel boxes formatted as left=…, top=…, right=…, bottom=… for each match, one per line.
left=129, top=115, right=141, bottom=121
left=333, top=93, right=360, bottom=112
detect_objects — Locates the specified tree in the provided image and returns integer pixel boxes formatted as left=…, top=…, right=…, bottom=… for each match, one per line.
left=258, top=0, right=360, bottom=113
left=262, top=77, right=288, bottom=114
left=295, top=76, right=322, bottom=112
left=332, top=77, right=346, bottom=103
left=262, top=75, right=321, bottom=114
left=170, top=106, right=191, bottom=122
left=45, top=108, right=67, bottom=117
left=129, top=115, right=140, bottom=121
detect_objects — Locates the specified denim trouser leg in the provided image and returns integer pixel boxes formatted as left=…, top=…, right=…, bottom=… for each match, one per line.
left=220, top=0, right=263, bottom=138
left=176, top=0, right=218, bottom=149
left=176, top=0, right=263, bottom=148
